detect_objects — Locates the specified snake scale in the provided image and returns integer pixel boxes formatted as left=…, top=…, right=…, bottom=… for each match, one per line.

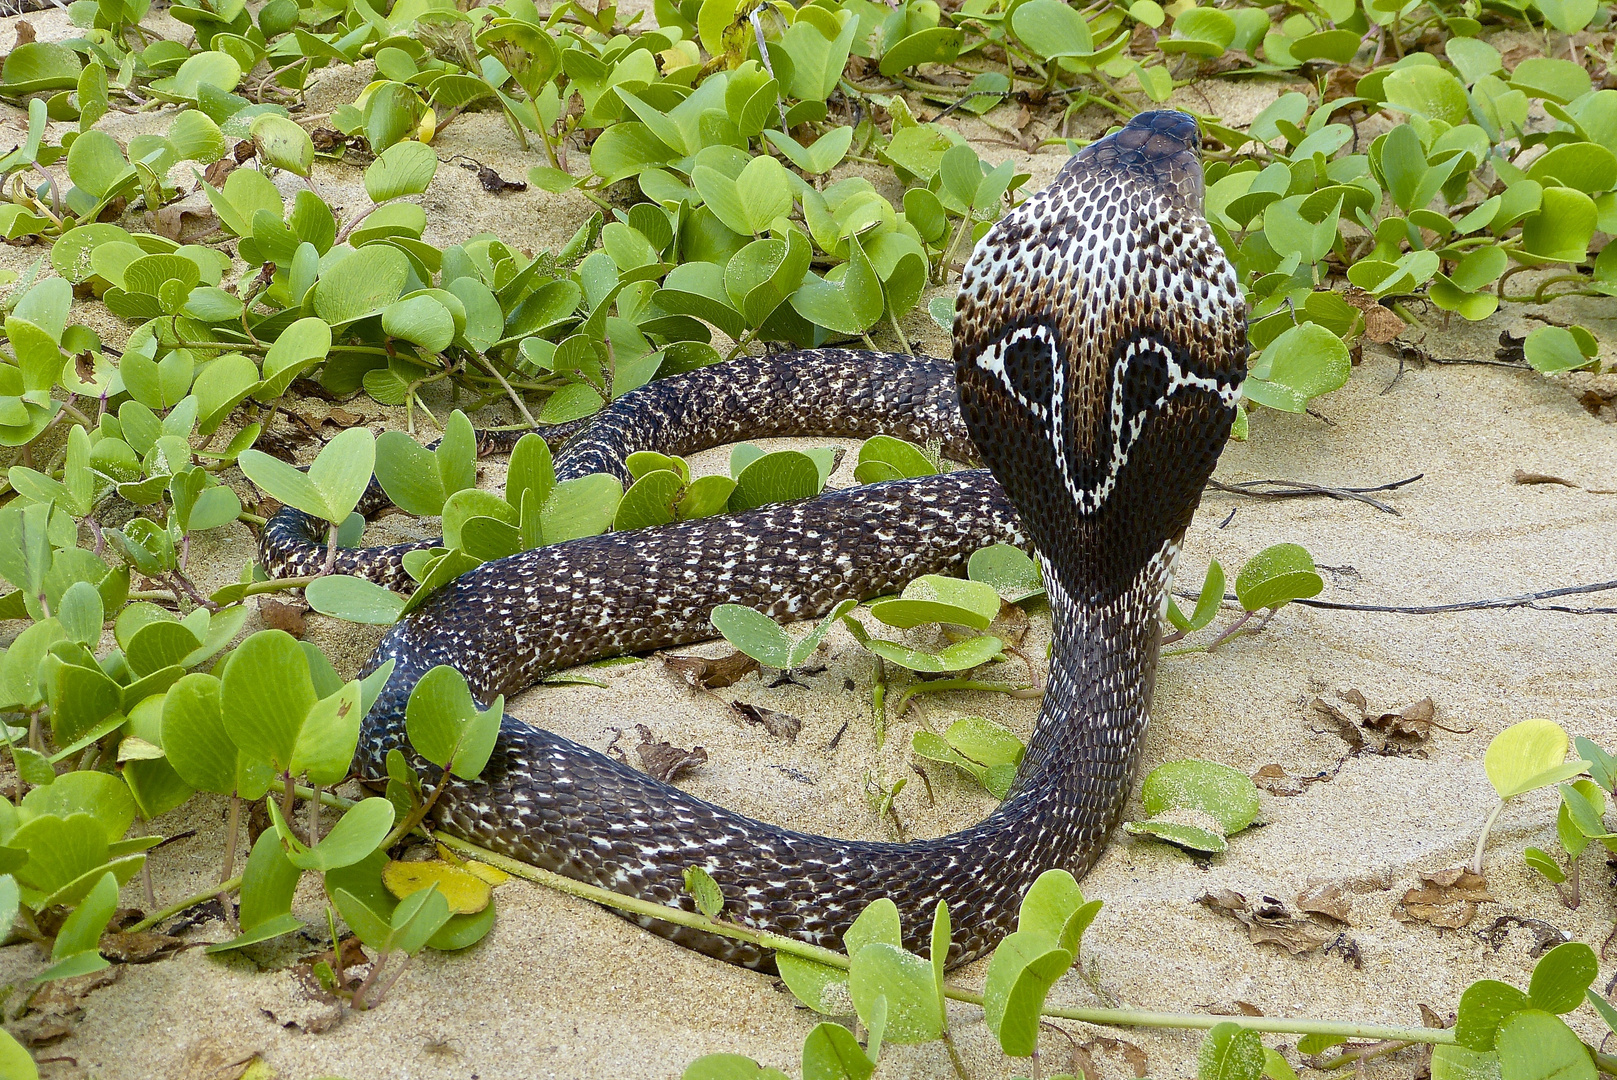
left=260, top=111, right=1248, bottom=969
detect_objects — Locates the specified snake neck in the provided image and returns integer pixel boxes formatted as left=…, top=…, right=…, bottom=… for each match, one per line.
left=994, top=544, right=1172, bottom=857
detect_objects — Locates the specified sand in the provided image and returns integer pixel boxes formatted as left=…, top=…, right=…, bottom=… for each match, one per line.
left=0, top=9, right=1615, bottom=1079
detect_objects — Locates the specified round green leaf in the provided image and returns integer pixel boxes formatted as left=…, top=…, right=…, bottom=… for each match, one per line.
left=305, top=575, right=406, bottom=625
left=1496, top=1010, right=1596, bottom=1080
left=1140, top=758, right=1260, bottom=834
left=710, top=604, right=793, bottom=669
left=1485, top=719, right=1588, bottom=799
left=249, top=113, right=314, bottom=177
left=312, top=243, right=411, bottom=327
left=1524, top=326, right=1598, bottom=374
left=365, top=140, right=439, bottom=201
left=1529, top=942, right=1599, bottom=1013
left=1198, top=1023, right=1266, bottom=1080
left=1233, top=543, right=1324, bottom=611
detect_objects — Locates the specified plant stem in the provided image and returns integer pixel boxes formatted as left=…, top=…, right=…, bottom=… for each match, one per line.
left=472, top=352, right=538, bottom=427
left=125, top=875, right=244, bottom=933
left=1472, top=798, right=1505, bottom=875
left=432, top=833, right=1460, bottom=1047
left=282, top=773, right=299, bottom=841
left=942, top=1029, right=972, bottom=1080
left=308, top=784, right=322, bottom=848
left=892, top=678, right=1042, bottom=717
left=220, top=795, right=241, bottom=887
left=323, top=522, right=339, bottom=576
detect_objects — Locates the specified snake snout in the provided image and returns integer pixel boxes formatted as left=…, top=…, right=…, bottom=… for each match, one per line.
left=1118, top=109, right=1201, bottom=157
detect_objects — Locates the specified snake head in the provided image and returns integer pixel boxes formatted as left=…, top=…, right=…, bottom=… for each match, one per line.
left=953, top=110, right=1248, bottom=594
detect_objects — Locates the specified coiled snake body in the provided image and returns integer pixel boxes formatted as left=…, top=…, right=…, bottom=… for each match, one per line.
left=261, top=111, right=1247, bottom=969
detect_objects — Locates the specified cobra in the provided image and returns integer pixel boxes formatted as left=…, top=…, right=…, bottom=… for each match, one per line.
left=260, top=110, right=1247, bottom=969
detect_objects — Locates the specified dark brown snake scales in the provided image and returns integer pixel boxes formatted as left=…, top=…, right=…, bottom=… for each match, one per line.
left=260, top=111, right=1248, bottom=969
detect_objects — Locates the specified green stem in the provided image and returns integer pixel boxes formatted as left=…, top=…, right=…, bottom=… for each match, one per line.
left=125, top=875, right=244, bottom=934
left=432, top=833, right=1458, bottom=1046
left=891, top=678, right=1041, bottom=717
left=1472, top=797, right=1505, bottom=875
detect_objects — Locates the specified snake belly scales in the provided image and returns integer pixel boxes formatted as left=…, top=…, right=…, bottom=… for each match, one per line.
left=259, top=111, right=1248, bottom=969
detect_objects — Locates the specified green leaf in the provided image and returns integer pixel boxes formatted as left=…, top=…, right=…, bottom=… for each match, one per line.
left=800, top=1022, right=874, bottom=1080
left=1494, top=1010, right=1596, bottom=1080
left=1456, top=980, right=1531, bottom=1050
left=1243, top=323, right=1351, bottom=413
left=1485, top=719, right=1588, bottom=799
left=778, top=952, right=851, bottom=1014
left=967, top=544, right=1044, bottom=603
left=868, top=576, right=1002, bottom=631
left=1169, top=560, right=1225, bottom=633
left=1519, top=187, right=1597, bottom=264
left=366, top=140, right=438, bottom=201
left=982, top=929, right=1073, bottom=1056
left=683, top=865, right=723, bottom=918
left=1383, top=65, right=1471, bottom=126
left=404, top=665, right=503, bottom=780
left=765, top=127, right=852, bottom=175
left=0, top=42, right=83, bottom=94
left=1233, top=543, right=1323, bottom=611
left=615, top=470, right=683, bottom=532
left=162, top=672, right=271, bottom=799
left=1017, top=869, right=1099, bottom=957
left=1198, top=1022, right=1266, bottom=1080
left=1529, top=942, right=1599, bottom=1013
left=1431, top=1044, right=1502, bottom=1080
left=1123, top=818, right=1228, bottom=852
left=38, top=870, right=116, bottom=982
left=730, top=450, right=821, bottom=512
left=207, top=829, right=304, bottom=951
left=1523, top=326, right=1598, bottom=374
left=1011, top=0, right=1095, bottom=58
left=249, top=113, right=313, bottom=177
left=710, top=604, right=793, bottom=669
left=305, top=575, right=406, bottom=625
left=237, top=426, right=375, bottom=524
left=312, top=243, right=410, bottom=326
left=1524, top=847, right=1566, bottom=884
left=1140, top=759, right=1260, bottom=834
left=272, top=795, right=394, bottom=872
left=681, top=1055, right=791, bottom=1080
left=848, top=942, right=942, bottom=1043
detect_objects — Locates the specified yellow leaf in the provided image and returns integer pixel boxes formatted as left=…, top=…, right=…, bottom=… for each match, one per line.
left=417, top=108, right=436, bottom=145
left=382, top=859, right=492, bottom=914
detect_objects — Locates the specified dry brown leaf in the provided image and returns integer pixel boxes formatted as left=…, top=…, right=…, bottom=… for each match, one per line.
left=663, top=650, right=759, bottom=690
left=1297, top=882, right=1351, bottom=924
left=201, top=157, right=236, bottom=187
left=14, top=19, right=35, bottom=45
left=1253, top=763, right=1305, bottom=797
left=614, top=724, right=707, bottom=782
left=1364, top=697, right=1440, bottom=743
left=258, top=599, right=306, bottom=639
left=99, top=929, right=187, bottom=963
left=1397, top=867, right=1492, bottom=928
left=1514, top=470, right=1580, bottom=488
left=1198, top=891, right=1334, bottom=954
left=989, top=599, right=1029, bottom=646
left=732, top=702, right=801, bottom=741
left=474, top=163, right=527, bottom=193
left=325, top=407, right=363, bottom=427
left=1310, top=696, right=1365, bottom=750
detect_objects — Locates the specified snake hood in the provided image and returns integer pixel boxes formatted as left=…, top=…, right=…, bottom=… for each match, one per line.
left=956, top=110, right=1247, bottom=597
